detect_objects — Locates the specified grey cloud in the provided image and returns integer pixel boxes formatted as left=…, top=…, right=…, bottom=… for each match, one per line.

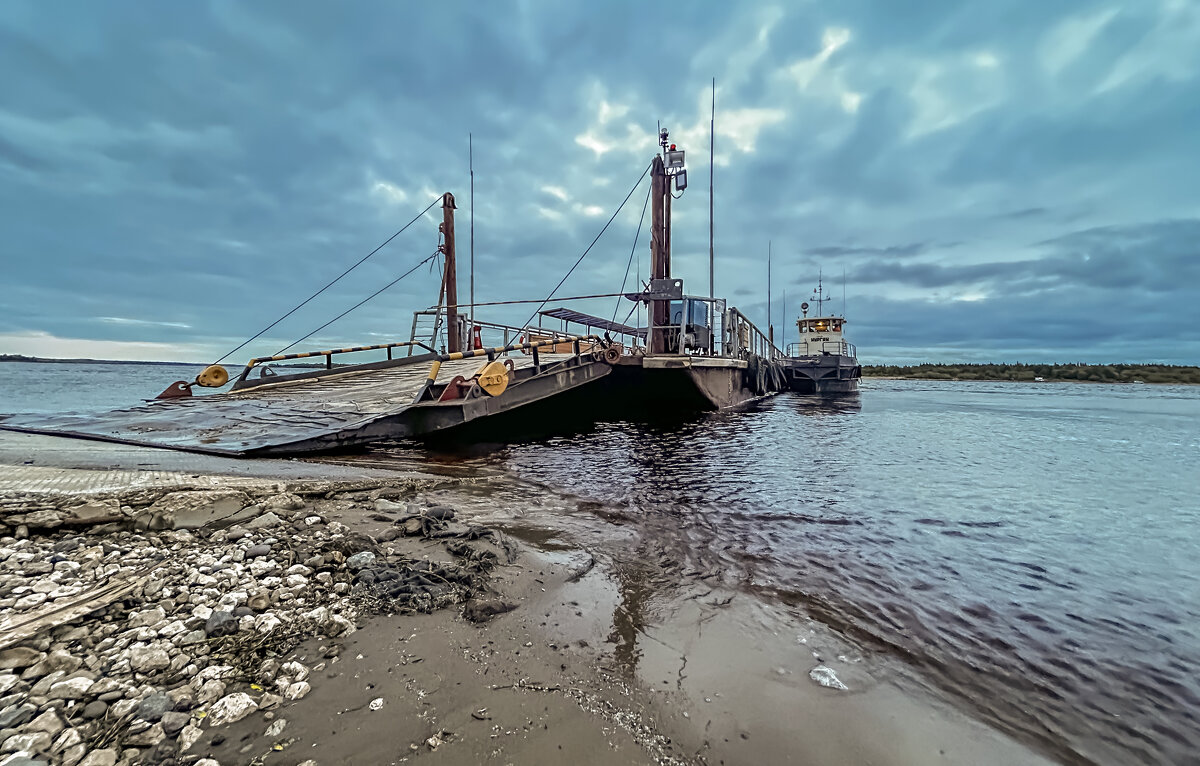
left=1, top=1, right=1199, bottom=364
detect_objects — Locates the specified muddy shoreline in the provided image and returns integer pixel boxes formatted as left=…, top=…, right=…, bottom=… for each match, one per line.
left=0, top=435, right=1058, bottom=766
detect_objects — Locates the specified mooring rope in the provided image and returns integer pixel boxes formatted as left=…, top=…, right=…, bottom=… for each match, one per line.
left=519, top=161, right=652, bottom=330
left=274, top=250, right=441, bottom=355
left=213, top=195, right=443, bottom=365
left=611, top=181, right=652, bottom=326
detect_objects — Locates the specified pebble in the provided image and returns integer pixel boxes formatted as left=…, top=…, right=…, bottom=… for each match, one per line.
left=135, top=693, right=171, bottom=723
left=208, top=693, right=257, bottom=726
left=78, top=750, right=117, bottom=766
left=159, top=711, right=190, bottom=737
left=80, top=701, right=108, bottom=720
left=128, top=646, right=170, bottom=674
left=809, top=665, right=849, bottom=691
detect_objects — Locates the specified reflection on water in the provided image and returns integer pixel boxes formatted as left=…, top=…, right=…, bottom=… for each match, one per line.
left=460, top=381, right=1200, bottom=766
left=607, top=562, right=657, bottom=676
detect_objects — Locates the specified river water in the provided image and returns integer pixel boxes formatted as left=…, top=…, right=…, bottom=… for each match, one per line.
left=1, top=362, right=1198, bottom=764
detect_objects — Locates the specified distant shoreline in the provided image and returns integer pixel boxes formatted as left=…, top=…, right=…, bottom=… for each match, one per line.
left=0, top=354, right=198, bottom=367
left=863, top=363, right=1200, bottom=385
left=5, top=355, right=1198, bottom=385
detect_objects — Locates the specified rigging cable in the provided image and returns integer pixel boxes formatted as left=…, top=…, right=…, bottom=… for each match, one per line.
left=274, top=250, right=441, bottom=355
left=519, top=161, right=652, bottom=330
left=212, top=195, right=443, bottom=365
left=611, top=182, right=653, bottom=325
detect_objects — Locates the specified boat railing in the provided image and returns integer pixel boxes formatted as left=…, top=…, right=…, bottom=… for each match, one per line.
left=235, top=341, right=436, bottom=385
left=786, top=340, right=856, bottom=357
left=420, top=334, right=604, bottom=392
left=725, top=308, right=784, bottom=360
left=408, top=310, right=587, bottom=355
left=639, top=295, right=725, bottom=356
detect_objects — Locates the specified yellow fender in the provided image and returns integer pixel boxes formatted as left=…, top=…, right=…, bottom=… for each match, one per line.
left=195, top=365, right=229, bottom=388
left=474, top=359, right=510, bottom=397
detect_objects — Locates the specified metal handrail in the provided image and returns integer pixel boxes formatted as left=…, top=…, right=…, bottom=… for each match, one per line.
left=786, top=340, right=856, bottom=357
left=237, top=341, right=435, bottom=383
left=640, top=294, right=726, bottom=356
left=725, top=308, right=784, bottom=360
left=422, top=334, right=603, bottom=389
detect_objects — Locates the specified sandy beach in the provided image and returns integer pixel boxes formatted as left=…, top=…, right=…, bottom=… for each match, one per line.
left=0, top=431, right=1056, bottom=766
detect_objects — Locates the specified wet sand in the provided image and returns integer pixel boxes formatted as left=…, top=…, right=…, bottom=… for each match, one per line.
left=0, top=432, right=1058, bottom=765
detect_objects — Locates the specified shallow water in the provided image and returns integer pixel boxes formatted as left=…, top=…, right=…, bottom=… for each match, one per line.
left=434, top=380, right=1200, bottom=765
left=3, top=362, right=1198, bottom=764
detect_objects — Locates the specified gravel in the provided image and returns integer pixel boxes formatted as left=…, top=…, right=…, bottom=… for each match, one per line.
left=0, top=488, right=500, bottom=765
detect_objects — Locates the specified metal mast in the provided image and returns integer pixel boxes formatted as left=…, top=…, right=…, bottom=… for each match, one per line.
left=440, top=193, right=460, bottom=353
left=469, top=134, right=475, bottom=332
left=649, top=153, right=669, bottom=355
left=767, top=240, right=773, bottom=348
left=709, top=78, right=715, bottom=305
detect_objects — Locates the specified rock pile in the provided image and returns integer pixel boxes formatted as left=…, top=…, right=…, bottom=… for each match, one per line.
left=0, top=489, right=503, bottom=766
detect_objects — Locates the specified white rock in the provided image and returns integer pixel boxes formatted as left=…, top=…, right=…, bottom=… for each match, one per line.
left=178, top=723, right=204, bottom=753
left=196, top=665, right=235, bottom=683
left=248, top=559, right=279, bottom=577
left=194, top=760, right=221, bottom=766
left=0, top=674, right=19, bottom=694
left=26, top=709, right=65, bottom=736
left=15, top=592, right=48, bottom=610
left=2, top=731, right=52, bottom=754
left=809, top=665, right=848, bottom=691
left=265, top=493, right=305, bottom=511
left=128, top=645, right=171, bottom=673
left=254, top=613, right=282, bottom=634
left=128, top=607, right=166, bottom=629
left=301, top=606, right=330, bottom=623
left=78, top=749, right=119, bottom=766
left=49, top=676, right=94, bottom=700
left=264, top=718, right=287, bottom=737
left=280, top=661, right=309, bottom=682
left=208, top=692, right=258, bottom=726
left=191, top=604, right=213, bottom=621
left=283, top=681, right=311, bottom=700
left=326, top=614, right=355, bottom=637
left=51, top=726, right=82, bottom=753
left=157, top=620, right=188, bottom=639
left=247, top=512, right=284, bottom=529
left=196, top=679, right=226, bottom=704
left=368, top=697, right=384, bottom=711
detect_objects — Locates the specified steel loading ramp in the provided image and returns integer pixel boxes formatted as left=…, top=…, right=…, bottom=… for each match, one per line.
left=0, top=349, right=610, bottom=456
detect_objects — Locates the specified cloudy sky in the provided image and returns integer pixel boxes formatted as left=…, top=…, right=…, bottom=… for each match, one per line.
left=1, top=0, right=1198, bottom=365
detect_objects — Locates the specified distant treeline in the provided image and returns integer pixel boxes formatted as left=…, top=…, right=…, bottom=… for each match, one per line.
left=863, top=363, right=1200, bottom=385
left=0, top=354, right=194, bottom=366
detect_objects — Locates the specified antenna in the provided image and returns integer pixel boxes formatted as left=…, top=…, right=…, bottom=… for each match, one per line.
left=469, top=133, right=475, bottom=329
left=812, top=269, right=830, bottom=317
left=767, top=240, right=772, bottom=347
left=782, top=289, right=787, bottom=351
left=709, top=77, right=715, bottom=306
left=842, top=265, right=846, bottom=318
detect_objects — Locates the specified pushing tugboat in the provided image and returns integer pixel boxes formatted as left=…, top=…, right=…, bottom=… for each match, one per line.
left=780, top=274, right=861, bottom=395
